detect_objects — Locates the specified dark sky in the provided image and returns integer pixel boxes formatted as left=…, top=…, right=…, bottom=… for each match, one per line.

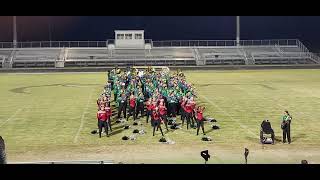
left=1, top=16, right=320, bottom=51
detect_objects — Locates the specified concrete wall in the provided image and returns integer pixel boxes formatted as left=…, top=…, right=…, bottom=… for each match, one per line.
left=1, top=65, right=320, bottom=73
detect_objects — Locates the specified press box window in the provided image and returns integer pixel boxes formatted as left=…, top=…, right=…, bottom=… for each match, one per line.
left=117, top=34, right=124, bottom=39
left=135, top=34, right=142, bottom=39
left=125, top=34, right=132, bottom=39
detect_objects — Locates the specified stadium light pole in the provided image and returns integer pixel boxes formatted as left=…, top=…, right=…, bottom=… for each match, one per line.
left=236, top=16, right=240, bottom=46
left=48, top=16, right=52, bottom=47
left=13, top=16, right=17, bottom=48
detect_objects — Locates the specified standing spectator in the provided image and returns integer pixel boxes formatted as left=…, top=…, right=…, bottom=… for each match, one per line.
left=281, top=110, right=292, bottom=144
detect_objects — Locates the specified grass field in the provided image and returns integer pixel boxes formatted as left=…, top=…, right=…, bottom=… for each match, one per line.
left=1, top=69, right=320, bottom=164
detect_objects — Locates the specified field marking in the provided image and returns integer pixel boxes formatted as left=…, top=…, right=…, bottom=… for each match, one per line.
left=240, top=73, right=308, bottom=116
left=5, top=72, right=105, bottom=75
left=0, top=108, right=24, bottom=128
left=235, top=86, right=307, bottom=117
left=73, top=88, right=95, bottom=143
left=290, top=88, right=320, bottom=105
left=199, top=94, right=258, bottom=138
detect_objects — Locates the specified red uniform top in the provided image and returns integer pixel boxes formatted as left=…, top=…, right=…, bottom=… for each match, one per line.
left=105, top=107, right=112, bottom=118
left=181, top=100, right=187, bottom=111
left=159, top=105, right=167, bottom=115
left=185, top=103, right=193, bottom=113
left=97, top=110, right=108, bottom=121
left=129, top=98, right=136, bottom=108
left=152, top=111, right=160, bottom=121
left=196, top=110, right=204, bottom=120
left=146, top=101, right=152, bottom=111
left=190, top=101, right=196, bottom=109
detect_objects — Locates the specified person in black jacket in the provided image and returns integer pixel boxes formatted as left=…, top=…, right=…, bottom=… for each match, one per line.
left=260, top=119, right=275, bottom=144
left=281, top=111, right=292, bottom=144
left=117, top=93, right=127, bottom=119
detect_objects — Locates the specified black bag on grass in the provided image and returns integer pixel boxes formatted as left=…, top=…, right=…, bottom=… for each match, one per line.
left=212, top=125, right=220, bottom=130
left=159, top=137, right=167, bottom=142
left=133, top=129, right=139, bottom=133
left=122, top=136, right=129, bottom=140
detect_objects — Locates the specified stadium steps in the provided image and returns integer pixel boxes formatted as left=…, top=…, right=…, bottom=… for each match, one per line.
left=193, top=48, right=205, bottom=66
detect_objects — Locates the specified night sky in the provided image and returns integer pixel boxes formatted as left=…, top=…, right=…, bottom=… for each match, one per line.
left=0, top=16, right=320, bottom=51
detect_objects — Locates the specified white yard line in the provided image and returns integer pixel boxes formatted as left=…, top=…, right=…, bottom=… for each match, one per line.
left=73, top=89, right=95, bottom=143
left=0, top=108, right=24, bottom=128
left=199, top=94, right=258, bottom=138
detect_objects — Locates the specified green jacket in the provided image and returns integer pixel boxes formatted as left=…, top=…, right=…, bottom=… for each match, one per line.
left=137, top=95, right=145, bottom=103
left=282, top=115, right=291, bottom=122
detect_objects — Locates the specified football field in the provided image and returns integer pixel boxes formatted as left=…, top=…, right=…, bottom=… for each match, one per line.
left=1, top=69, right=320, bottom=164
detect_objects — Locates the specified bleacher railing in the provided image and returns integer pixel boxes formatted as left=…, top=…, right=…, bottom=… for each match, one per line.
left=151, top=39, right=299, bottom=47
left=0, top=41, right=108, bottom=48
left=0, top=39, right=300, bottom=49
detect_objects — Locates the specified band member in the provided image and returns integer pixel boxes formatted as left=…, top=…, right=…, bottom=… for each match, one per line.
left=145, top=98, right=154, bottom=123
left=105, top=104, right=112, bottom=132
left=196, top=106, right=206, bottom=135
left=127, top=93, right=136, bottom=121
left=100, top=95, right=109, bottom=107
left=104, top=95, right=111, bottom=107
left=117, top=93, right=127, bottom=119
left=184, top=101, right=194, bottom=130
left=135, top=92, right=145, bottom=118
left=158, top=101, right=169, bottom=131
left=167, top=92, right=178, bottom=118
left=97, top=107, right=109, bottom=138
left=180, top=97, right=187, bottom=123
left=152, top=107, right=164, bottom=136
left=189, top=97, right=197, bottom=127
left=113, top=81, right=120, bottom=102
left=281, top=110, right=292, bottom=144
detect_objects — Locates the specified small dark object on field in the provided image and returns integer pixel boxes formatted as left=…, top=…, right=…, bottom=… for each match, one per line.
left=122, top=136, right=129, bottom=140
left=133, top=129, right=139, bottom=133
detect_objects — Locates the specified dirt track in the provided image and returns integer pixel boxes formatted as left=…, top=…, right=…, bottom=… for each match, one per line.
left=8, top=143, right=320, bottom=164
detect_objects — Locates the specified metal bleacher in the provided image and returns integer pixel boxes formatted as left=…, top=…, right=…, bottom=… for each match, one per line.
left=0, top=39, right=319, bottom=68
left=12, top=48, right=60, bottom=68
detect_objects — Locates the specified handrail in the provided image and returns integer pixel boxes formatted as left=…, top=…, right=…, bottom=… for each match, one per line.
left=296, top=40, right=320, bottom=63
left=0, top=39, right=300, bottom=49
left=0, top=41, right=107, bottom=48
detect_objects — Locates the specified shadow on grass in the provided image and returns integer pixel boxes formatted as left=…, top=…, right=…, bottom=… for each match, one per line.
left=110, top=128, right=127, bottom=136
left=274, top=136, right=282, bottom=142
left=10, top=83, right=102, bottom=94
left=111, top=124, right=126, bottom=131
left=291, top=133, right=307, bottom=143
left=205, top=128, right=215, bottom=134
